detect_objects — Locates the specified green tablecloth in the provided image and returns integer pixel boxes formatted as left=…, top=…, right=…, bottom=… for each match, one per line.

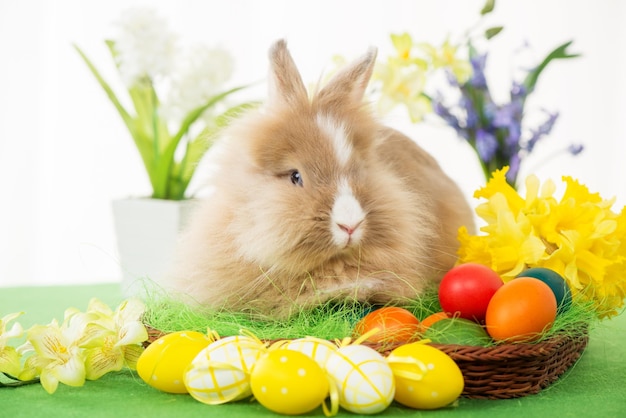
left=1, top=283, right=625, bottom=417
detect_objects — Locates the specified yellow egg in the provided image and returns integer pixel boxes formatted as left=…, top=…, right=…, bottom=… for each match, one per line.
left=387, top=342, right=464, bottom=409
left=184, top=335, right=266, bottom=405
left=250, top=349, right=330, bottom=415
left=280, top=337, right=337, bottom=368
left=136, top=330, right=212, bottom=394
left=325, top=345, right=395, bottom=415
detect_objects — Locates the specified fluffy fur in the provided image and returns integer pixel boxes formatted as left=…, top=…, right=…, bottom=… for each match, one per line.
left=165, top=40, right=475, bottom=318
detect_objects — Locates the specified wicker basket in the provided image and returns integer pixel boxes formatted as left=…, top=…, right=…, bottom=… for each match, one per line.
left=143, top=324, right=588, bottom=400
left=429, top=328, right=589, bottom=399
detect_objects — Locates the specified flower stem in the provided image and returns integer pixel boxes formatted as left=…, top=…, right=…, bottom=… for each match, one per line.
left=0, top=372, right=41, bottom=388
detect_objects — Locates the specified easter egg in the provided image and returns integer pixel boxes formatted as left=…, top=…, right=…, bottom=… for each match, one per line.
left=250, top=349, right=329, bottom=415
left=354, top=307, right=421, bottom=345
left=325, top=345, right=395, bottom=414
left=184, top=335, right=266, bottom=405
left=423, top=318, right=491, bottom=346
left=280, top=337, right=338, bottom=368
left=438, top=263, right=503, bottom=322
left=136, top=330, right=212, bottom=393
left=486, top=277, right=557, bottom=343
left=516, top=267, right=572, bottom=313
left=387, top=342, right=464, bottom=409
left=418, top=312, right=450, bottom=333
left=184, top=361, right=251, bottom=405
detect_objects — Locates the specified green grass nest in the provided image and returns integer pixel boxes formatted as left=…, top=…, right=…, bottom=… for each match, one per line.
left=142, top=284, right=597, bottom=346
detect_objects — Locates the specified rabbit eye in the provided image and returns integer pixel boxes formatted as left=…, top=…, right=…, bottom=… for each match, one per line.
left=290, top=170, right=303, bottom=187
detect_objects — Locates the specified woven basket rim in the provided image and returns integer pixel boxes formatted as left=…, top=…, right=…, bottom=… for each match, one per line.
left=142, top=322, right=589, bottom=400
left=143, top=322, right=587, bottom=350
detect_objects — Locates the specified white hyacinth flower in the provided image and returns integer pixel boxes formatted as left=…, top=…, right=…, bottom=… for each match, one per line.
left=112, top=7, right=178, bottom=86
left=163, top=45, right=235, bottom=124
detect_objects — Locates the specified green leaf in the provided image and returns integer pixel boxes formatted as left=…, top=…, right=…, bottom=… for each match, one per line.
left=127, top=81, right=170, bottom=153
left=170, top=85, right=252, bottom=145
left=76, top=40, right=257, bottom=200
left=168, top=101, right=260, bottom=199
left=154, top=85, right=255, bottom=199
left=485, top=26, right=504, bottom=40
left=523, top=40, right=580, bottom=93
left=104, top=40, right=120, bottom=69
left=481, top=0, right=496, bottom=15
left=73, top=44, right=133, bottom=132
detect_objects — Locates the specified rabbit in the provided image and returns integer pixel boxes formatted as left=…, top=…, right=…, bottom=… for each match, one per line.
left=165, top=39, right=476, bottom=319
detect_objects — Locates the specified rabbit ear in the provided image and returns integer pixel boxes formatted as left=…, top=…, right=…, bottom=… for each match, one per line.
left=268, top=39, right=308, bottom=107
left=317, top=46, right=377, bottom=106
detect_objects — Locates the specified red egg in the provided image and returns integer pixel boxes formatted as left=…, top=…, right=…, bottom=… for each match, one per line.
left=354, top=307, right=421, bottom=344
left=485, top=277, right=557, bottom=343
left=438, top=263, right=503, bottom=322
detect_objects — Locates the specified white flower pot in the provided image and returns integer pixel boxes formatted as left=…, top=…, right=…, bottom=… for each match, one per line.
left=112, top=198, right=198, bottom=297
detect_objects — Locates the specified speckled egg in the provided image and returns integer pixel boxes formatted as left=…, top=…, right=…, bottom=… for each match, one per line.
left=250, top=349, right=330, bottom=415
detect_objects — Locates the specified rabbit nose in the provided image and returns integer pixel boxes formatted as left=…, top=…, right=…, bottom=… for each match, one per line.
left=338, top=222, right=361, bottom=236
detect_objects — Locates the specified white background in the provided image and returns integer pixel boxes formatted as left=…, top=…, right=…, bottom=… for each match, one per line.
left=1, top=0, right=625, bottom=287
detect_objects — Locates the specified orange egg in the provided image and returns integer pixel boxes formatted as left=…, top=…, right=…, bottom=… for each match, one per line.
left=418, top=312, right=450, bottom=333
left=354, top=307, right=421, bottom=344
left=485, top=277, right=557, bottom=343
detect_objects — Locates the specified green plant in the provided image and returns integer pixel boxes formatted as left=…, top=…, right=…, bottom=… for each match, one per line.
left=75, top=8, right=256, bottom=200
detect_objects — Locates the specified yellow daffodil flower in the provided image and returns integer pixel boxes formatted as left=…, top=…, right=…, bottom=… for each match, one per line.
left=372, top=33, right=471, bottom=123
left=0, top=312, right=24, bottom=377
left=458, top=167, right=626, bottom=318
left=79, top=298, right=148, bottom=380
left=374, top=55, right=430, bottom=122
left=390, top=33, right=415, bottom=63
left=418, top=39, right=472, bottom=83
left=21, top=313, right=88, bottom=394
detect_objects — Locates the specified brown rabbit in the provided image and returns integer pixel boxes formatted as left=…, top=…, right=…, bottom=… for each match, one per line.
left=165, top=39, right=475, bottom=318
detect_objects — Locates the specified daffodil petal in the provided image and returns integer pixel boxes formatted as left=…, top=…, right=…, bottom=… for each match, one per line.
left=27, top=325, right=64, bottom=359
left=123, top=344, right=145, bottom=370
left=53, top=350, right=86, bottom=387
left=40, top=369, right=60, bottom=394
left=87, top=298, right=114, bottom=317
left=4, top=322, right=24, bottom=340
left=115, top=299, right=146, bottom=324
left=79, top=323, right=113, bottom=348
left=0, top=346, right=23, bottom=376
left=116, top=321, right=148, bottom=347
left=84, top=346, right=124, bottom=380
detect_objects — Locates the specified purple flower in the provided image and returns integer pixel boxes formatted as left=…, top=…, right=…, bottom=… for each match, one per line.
left=493, top=101, right=522, bottom=129
left=469, top=54, right=488, bottom=89
left=444, top=69, right=460, bottom=87
left=432, top=97, right=461, bottom=131
left=460, top=96, right=479, bottom=129
left=510, top=82, right=527, bottom=100
left=475, top=129, right=498, bottom=162
left=505, top=122, right=522, bottom=150
left=507, top=154, right=521, bottom=184
left=526, top=111, right=559, bottom=152
left=568, top=143, right=584, bottom=155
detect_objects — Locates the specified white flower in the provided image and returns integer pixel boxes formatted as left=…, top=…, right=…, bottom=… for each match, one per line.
left=0, top=312, right=24, bottom=377
left=163, top=45, right=235, bottom=123
left=112, top=7, right=178, bottom=86
left=21, top=313, right=89, bottom=394
left=80, top=298, right=148, bottom=380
